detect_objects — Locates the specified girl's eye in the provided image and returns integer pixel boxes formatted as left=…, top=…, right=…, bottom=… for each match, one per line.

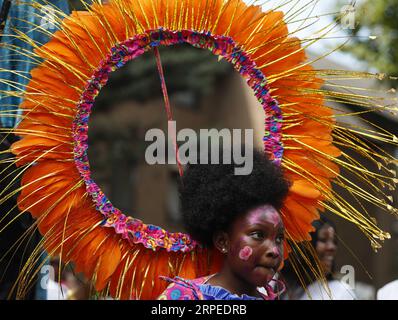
left=251, top=231, right=264, bottom=239
left=276, top=234, right=285, bottom=244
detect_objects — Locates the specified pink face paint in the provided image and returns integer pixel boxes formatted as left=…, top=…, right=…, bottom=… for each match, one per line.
left=272, top=246, right=280, bottom=257
left=239, top=246, right=253, bottom=261
left=247, top=205, right=281, bottom=227
left=263, top=205, right=281, bottom=227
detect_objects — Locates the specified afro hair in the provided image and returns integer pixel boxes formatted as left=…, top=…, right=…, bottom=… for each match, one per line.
left=179, top=148, right=290, bottom=247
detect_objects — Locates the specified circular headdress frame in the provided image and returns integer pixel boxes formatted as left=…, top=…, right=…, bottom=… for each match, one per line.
left=72, top=28, right=283, bottom=253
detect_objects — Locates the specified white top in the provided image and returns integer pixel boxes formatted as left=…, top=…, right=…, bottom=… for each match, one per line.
left=46, top=279, right=69, bottom=300
left=377, top=280, right=398, bottom=300
left=299, top=280, right=357, bottom=300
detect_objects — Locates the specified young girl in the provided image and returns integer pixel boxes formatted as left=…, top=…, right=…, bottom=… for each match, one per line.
left=157, top=149, right=290, bottom=300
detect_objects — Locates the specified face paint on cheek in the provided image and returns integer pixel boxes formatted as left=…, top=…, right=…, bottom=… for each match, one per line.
left=239, top=246, right=253, bottom=261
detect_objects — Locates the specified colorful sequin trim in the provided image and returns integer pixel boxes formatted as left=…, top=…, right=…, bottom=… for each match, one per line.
left=72, top=28, right=283, bottom=252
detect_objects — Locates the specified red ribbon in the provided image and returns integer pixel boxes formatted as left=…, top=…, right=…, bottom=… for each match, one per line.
left=153, top=47, right=184, bottom=179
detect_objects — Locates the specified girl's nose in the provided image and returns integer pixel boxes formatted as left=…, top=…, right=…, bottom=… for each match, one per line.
left=266, top=243, right=280, bottom=259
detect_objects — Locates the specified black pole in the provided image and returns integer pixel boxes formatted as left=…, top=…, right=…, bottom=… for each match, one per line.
left=0, top=0, right=12, bottom=43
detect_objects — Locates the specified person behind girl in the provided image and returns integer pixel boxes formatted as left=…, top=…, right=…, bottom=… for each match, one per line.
left=157, top=148, right=290, bottom=300
left=281, top=215, right=357, bottom=300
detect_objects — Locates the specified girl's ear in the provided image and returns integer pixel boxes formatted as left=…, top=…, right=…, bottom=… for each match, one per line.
left=213, top=231, right=229, bottom=254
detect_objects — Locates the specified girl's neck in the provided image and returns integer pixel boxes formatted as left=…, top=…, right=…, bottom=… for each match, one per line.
left=206, top=265, right=261, bottom=298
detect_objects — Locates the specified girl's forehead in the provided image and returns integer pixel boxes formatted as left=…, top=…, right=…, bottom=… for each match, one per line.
left=242, top=205, right=282, bottom=225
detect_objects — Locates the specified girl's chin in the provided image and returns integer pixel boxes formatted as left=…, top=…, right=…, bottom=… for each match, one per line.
left=251, top=267, right=275, bottom=285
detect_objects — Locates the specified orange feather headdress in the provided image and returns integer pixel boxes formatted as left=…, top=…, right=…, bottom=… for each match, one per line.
left=0, top=0, right=397, bottom=299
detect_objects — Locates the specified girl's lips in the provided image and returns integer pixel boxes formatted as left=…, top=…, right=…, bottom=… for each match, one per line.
left=257, top=265, right=276, bottom=273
